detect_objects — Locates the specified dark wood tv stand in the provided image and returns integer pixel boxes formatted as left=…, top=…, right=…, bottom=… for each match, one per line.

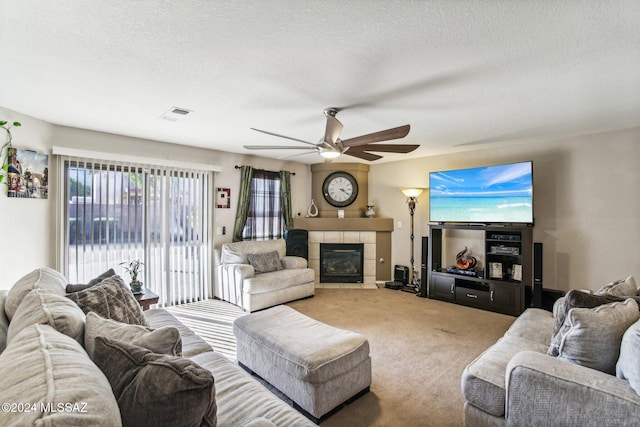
left=428, top=224, right=532, bottom=316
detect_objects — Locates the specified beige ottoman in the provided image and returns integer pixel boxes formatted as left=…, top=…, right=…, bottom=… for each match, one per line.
left=233, top=305, right=371, bottom=423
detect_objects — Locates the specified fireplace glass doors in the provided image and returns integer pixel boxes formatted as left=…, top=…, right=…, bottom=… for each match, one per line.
left=319, top=243, right=364, bottom=283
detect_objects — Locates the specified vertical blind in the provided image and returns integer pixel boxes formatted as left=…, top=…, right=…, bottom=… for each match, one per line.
left=59, top=155, right=211, bottom=306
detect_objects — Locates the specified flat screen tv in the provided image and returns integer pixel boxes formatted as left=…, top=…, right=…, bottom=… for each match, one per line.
left=429, top=161, right=533, bottom=225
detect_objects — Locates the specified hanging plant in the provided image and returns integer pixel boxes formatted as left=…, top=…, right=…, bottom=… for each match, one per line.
left=1, top=121, right=22, bottom=185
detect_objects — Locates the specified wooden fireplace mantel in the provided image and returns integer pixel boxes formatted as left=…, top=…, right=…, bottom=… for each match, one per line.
left=292, top=217, right=394, bottom=232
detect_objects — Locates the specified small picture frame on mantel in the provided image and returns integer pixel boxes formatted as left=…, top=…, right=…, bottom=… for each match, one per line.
left=489, top=262, right=503, bottom=279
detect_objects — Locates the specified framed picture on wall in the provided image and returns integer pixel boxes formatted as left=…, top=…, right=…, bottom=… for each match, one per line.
left=216, top=187, right=230, bottom=208
left=7, top=148, right=49, bottom=199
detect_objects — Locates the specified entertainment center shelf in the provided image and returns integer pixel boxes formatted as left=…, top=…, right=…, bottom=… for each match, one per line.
left=427, top=224, right=533, bottom=316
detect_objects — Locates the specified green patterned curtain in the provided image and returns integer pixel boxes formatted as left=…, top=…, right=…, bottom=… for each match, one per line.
left=280, top=170, right=293, bottom=231
left=232, top=165, right=254, bottom=242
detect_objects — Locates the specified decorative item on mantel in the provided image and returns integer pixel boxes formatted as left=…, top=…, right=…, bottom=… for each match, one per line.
left=400, top=187, right=426, bottom=293
left=365, top=205, right=375, bottom=218
left=306, top=199, right=318, bottom=217
left=120, top=259, right=144, bottom=294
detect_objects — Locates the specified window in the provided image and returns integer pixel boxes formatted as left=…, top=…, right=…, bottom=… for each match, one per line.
left=60, top=156, right=211, bottom=306
left=242, top=169, right=283, bottom=240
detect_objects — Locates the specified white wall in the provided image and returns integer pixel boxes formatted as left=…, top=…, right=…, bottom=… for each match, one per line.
left=369, top=128, right=640, bottom=292
left=0, top=107, right=311, bottom=289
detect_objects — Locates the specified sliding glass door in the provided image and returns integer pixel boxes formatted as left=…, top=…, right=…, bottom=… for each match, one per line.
left=61, top=157, right=211, bottom=306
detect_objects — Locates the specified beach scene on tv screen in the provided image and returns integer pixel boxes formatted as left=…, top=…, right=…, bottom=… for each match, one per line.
left=430, top=162, right=533, bottom=223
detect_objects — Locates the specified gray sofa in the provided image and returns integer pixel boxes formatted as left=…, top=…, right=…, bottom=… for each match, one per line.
left=0, top=267, right=314, bottom=427
left=462, top=275, right=640, bottom=427
left=216, top=239, right=315, bottom=312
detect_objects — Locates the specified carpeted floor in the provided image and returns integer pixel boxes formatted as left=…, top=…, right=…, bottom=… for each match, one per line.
left=169, top=288, right=515, bottom=426
left=315, top=282, right=380, bottom=289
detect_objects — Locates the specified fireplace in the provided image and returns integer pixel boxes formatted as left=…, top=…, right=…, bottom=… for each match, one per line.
left=320, top=243, right=364, bottom=283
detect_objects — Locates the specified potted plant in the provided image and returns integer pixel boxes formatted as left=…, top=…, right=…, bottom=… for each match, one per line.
left=1, top=120, right=21, bottom=185
left=120, top=259, right=144, bottom=294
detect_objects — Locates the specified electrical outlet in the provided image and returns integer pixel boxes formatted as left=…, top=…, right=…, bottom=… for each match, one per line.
left=397, top=221, right=403, bottom=229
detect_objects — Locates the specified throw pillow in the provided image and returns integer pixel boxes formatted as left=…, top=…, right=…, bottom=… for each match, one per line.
left=66, top=268, right=116, bottom=293
left=7, top=289, right=86, bottom=345
left=553, top=299, right=639, bottom=374
left=549, top=290, right=622, bottom=346
left=0, top=291, right=8, bottom=354
left=0, top=324, right=121, bottom=427
left=85, top=311, right=181, bottom=359
left=67, top=274, right=149, bottom=327
left=4, top=268, right=67, bottom=321
left=92, top=336, right=216, bottom=427
left=247, top=251, right=283, bottom=274
left=595, top=275, right=637, bottom=297
left=616, top=319, right=640, bottom=395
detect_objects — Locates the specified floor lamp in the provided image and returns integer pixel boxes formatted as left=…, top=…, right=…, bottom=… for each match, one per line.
left=400, top=187, right=425, bottom=293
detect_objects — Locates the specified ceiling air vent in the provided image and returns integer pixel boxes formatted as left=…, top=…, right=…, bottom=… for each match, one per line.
left=160, top=107, right=193, bottom=121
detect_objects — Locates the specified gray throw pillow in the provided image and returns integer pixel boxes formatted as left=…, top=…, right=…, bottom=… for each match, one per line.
left=85, top=311, right=181, bottom=359
left=617, top=319, right=640, bottom=395
left=66, top=268, right=116, bottom=293
left=67, top=275, right=148, bottom=327
left=553, top=299, right=639, bottom=374
left=595, top=275, right=637, bottom=297
left=0, top=291, right=8, bottom=354
left=7, top=289, right=86, bottom=345
left=246, top=251, right=283, bottom=273
left=549, top=290, right=623, bottom=348
left=92, top=336, right=216, bottom=427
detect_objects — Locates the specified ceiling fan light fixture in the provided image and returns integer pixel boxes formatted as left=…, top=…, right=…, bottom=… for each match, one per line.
left=319, top=149, right=341, bottom=159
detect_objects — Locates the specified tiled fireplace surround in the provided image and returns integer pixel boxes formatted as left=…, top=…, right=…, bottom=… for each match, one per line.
left=308, top=231, right=377, bottom=285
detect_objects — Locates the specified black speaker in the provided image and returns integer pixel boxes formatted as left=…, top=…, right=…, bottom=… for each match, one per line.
left=419, top=236, right=428, bottom=297
left=284, top=229, right=308, bottom=260
left=394, top=265, right=409, bottom=285
left=533, top=242, right=543, bottom=308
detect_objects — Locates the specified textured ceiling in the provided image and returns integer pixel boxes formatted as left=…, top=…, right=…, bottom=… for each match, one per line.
left=1, top=1, right=639, bottom=164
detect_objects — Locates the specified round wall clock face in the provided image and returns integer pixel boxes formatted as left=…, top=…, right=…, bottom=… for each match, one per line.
left=322, top=171, right=359, bottom=207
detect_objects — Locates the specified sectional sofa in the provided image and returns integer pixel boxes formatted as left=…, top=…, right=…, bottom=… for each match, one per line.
left=462, top=275, right=640, bottom=426
left=0, top=267, right=314, bottom=426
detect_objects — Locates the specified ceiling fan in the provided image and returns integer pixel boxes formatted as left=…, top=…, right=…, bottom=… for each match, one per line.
left=244, top=108, right=419, bottom=161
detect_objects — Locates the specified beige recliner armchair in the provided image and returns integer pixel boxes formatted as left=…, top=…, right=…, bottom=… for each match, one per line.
left=215, top=239, right=315, bottom=312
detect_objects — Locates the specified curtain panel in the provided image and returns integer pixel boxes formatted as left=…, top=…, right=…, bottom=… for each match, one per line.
left=280, top=170, right=293, bottom=231
left=232, top=165, right=253, bottom=242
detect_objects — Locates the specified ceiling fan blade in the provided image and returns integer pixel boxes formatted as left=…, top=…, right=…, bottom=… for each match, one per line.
left=243, top=145, right=317, bottom=150
left=344, top=150, right=383, bottom=161
left=324, top=114, right=343, bottom=146
left=250, top=128, right=318, bottom=147
left=351, top=143, right=419, bottom=153
left=341, top=124, right=410, bottom=148
left=278, top=151, right=320, bottom=160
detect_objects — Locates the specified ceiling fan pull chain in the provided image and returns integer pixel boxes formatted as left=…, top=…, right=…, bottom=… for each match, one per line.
left=307, top=199, right=319, bottom=217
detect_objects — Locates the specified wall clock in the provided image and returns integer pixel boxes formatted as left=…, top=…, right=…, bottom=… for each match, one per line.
left=322, top=171, right=359, bottom=207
